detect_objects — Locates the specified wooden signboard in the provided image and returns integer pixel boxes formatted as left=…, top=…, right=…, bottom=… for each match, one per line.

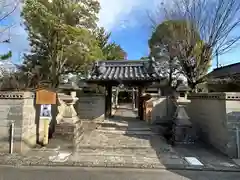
left=36, top=89, right=57, bottom=105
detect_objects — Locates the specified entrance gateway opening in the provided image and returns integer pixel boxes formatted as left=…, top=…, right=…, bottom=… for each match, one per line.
left=86, top=59, right=163, bottom=120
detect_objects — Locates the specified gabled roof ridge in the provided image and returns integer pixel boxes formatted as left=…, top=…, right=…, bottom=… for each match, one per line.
left=97, top=60, right=149, bottom=64
left=208, top=62, right=240, bottom=78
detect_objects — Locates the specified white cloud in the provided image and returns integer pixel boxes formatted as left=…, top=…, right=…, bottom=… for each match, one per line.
left=0, top=0, right=165, bottom=61
left=98, top=0, right=140, bottom=30
left=98, top=0, right=162, bottom=31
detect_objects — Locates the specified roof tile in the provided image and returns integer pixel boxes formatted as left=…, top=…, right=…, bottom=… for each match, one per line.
left=88, top=60, right=162, bottom=82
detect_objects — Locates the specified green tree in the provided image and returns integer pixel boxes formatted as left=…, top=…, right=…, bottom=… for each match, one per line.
left=21, top=0, right=103, bottom=88
left=0, top=51, right=12, bottom=60
left=149, top=20, right=211, bottom=91
left=94, top=27, right=127, bottom=60
left=140, top=56, right=149, bottom=60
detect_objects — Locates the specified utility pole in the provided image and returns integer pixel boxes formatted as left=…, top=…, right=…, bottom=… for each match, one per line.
left=216, top=49, right=219, bottom=68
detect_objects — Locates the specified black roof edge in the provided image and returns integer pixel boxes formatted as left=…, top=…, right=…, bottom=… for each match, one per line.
left=212, top=62, right=240, bottom=72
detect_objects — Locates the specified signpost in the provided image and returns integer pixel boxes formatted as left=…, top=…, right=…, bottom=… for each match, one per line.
left=36, top=88, right=56, bottom=146
left=40, top=104, right=52, bottom=145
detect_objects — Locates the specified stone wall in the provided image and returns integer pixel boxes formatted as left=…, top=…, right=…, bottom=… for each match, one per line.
left=76, top=94, right=105, bottom=121
left=187, top=93, right=240, bottom=158
left=0, top=92, right=40, bottom=153
left=147, top=96, right=176, bottom=124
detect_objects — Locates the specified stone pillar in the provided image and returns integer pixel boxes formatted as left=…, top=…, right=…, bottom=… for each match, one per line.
left=158, top=88, right=161, bottom=97
left=112, top=88, right=115, bottom=108
left=56, top=93, right=65, bottom=124
left=105, top=85, right=112, bottom=119
left=138, top=87, right=143, bottom=120
left=54, top=93, right=83, bottom=147
left=132, top=88, right=135, bottom=110
left=112, top=88, right=118, bottom=109
left=115, top=87, right=119, bottom=108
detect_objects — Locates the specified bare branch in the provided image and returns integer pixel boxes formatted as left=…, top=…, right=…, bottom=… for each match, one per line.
left=0, top=0, right=20, bottom=22
left=149, top=0, right=240, bottom=91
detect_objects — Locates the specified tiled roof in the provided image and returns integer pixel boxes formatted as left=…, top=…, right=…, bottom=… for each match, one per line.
left=87, top=60, right=162, bottom=82
left=208, top=62, right=240, bottom=78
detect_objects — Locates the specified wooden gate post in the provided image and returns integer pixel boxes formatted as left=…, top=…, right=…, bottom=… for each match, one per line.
left=105, top=85, right=112, bottom=119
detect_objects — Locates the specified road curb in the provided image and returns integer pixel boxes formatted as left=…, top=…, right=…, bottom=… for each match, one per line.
left=1, top=161, right=240, bottom=172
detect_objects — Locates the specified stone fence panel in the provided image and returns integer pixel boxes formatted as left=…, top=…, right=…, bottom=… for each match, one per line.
left=187, top=92, right=240, bottom=158
left=0, top=91, right=38, bottom=153
left=76, top=94, right=105, bottom=121
left=146, top=96, right=176, bottom=124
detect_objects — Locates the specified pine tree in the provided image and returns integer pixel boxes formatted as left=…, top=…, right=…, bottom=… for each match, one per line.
left=94, top=27, right=127, bottom=60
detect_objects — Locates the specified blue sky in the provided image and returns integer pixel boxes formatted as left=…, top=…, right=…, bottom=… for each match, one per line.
left=1, top=0, right=240, bottom=69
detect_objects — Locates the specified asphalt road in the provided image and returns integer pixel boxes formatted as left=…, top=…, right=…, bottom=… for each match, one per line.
left=0, top=166, right=240, bottom=180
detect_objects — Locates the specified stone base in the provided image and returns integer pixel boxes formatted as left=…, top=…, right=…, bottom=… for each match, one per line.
left=54, top=121, right=83, bottom=147
left=171, top=125, right=197, bottom=145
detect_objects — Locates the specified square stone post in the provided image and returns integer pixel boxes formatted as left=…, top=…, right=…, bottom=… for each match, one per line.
left=115, top=87, right=119, bottom=108
left=132, top=88, right=136, bottom=110
left=138, top=87, right=143, bottom=120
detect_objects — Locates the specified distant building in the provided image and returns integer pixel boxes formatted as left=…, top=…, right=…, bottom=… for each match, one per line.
left=207, top=62, right=240, bottom=92
left=0, top=60, right=17, bottom=76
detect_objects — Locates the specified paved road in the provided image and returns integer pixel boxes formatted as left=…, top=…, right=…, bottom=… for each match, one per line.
left=0, top=166, right=239, bottom=180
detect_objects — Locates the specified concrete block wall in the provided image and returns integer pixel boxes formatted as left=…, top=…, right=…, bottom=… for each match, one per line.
left=0, top=92, right=38, bottom=153
left=187, top=92, right=240, bottom=158
left=76, top=94, right=105, bottom=121
left=148, top=96, right=176, bottom=124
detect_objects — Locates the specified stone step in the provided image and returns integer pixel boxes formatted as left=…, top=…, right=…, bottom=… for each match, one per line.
left=97, top=121, right=148, bottom=127
left=97, top=127, right=151, bottom=131
left=75, top=146, right=173, bottom=157
left=73, top=152, right=160, bottom=159
left=76, top=146, right=158, bottom=150
left=95, top=129, right=158, bottom=135
left=96, top=122, right=128, bottom=128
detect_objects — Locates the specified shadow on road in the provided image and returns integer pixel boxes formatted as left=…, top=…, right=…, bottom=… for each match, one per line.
left=106, top=104, right=239, bottom=180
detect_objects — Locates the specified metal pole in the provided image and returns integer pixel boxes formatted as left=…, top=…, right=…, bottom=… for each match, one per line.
left=236, top=127, right=240, bottom=158
left=9, top=121, right=14, bottom=154
left=216, top=49, right=219, bottom=68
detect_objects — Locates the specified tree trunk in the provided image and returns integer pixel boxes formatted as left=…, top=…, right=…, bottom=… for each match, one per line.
left=168, top=58, right=173, bottom=87
left=52, top=77, right=60, bottom=89
left=188, top=81, right=197, bottom=93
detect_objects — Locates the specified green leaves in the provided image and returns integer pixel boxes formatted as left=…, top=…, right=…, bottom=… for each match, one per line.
left=20, top=0, right=126, bottom=88
left=95, top=27, right=127, bottom=60
left=0, top=51, right=12, bottom=60
left=21, top=0, right=102, bottom=87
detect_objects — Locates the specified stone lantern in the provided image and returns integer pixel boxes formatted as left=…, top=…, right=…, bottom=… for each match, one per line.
left=171, top=97, right=197, bottom=145
left=176, top=83, right=191, bottom=99
left=54, top=82, right=83, bottom=146
left=59, top=94, right=79, bottom=124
